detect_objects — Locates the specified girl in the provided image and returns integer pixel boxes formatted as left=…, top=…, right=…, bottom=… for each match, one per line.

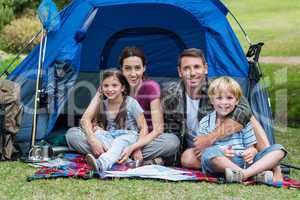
left=66, top=69, right=147, bottom=172
left=118, top=47, right=179, bottom=165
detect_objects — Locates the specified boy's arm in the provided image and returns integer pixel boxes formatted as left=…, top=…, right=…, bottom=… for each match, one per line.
left=194, top=96, right=252, bottom=153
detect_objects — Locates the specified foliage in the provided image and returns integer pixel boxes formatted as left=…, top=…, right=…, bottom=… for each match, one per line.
left=0, top=0, right=35, bottom=30
left=0, top=15, right=40, bottom=53
left=0, top=0, right=70, bottom=31
left=0, top=54, right=24, bottom=77
left=53, top=0, right=70, bottom=9
left=0, top=4, right=14, bottom=31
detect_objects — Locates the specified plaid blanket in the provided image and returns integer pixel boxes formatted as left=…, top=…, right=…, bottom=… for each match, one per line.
left=27, top=154, right=300, bottom=189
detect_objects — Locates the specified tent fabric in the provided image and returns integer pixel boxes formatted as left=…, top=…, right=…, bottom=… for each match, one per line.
left=7, top=0, right=273, bottom=146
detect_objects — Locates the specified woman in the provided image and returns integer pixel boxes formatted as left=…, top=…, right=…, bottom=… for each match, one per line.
left=118, top=47, right=179, bottom=165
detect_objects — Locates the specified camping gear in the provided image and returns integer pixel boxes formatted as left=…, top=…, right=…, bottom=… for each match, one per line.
left=26, top=0, right=61, bottom=162
left=4, top=0, right=274, bottom=151
left=27, top=144, right=53, bottom=162
left=0, top=80, right=23, bottom=160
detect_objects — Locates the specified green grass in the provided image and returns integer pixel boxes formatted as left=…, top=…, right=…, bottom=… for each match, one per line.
left=260, top=63, right=300, bottom=127
left=223, top=0, right=300, bottom=56
left=0, top=129, right=299, bottom=200
left=0, top=55, right=23, bottom=77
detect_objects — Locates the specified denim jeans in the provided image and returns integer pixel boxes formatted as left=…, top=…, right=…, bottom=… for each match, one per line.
left=66, top=127, right=137, bottom=171
left=201, top=144, right=286, bottom=175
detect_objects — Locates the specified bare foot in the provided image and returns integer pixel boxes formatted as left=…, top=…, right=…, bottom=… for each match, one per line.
left=273, top=166, right=283, bottom=182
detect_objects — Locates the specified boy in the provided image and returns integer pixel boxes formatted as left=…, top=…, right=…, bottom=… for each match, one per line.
left=194, top=76, right=286, bottom=183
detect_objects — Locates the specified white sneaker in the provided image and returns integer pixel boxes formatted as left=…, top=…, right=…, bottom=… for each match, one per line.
left=252, top=171, right=273, bottom=184
left=86, top=154, right=103, bottom=172
left=225, top=168, right=244, bottom=183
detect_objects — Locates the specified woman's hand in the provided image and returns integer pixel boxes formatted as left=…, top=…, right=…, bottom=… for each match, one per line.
left=118, top=146, right=134, bottom=163
left=88, top=137, right=107, bottom=157
left=242, top=146, right=258, bottom=164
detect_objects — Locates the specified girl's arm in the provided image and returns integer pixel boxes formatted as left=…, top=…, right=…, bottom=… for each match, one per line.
left=119, top=113, right=148, bottom=163
left=80, top=92, right=107, bottom=156
left=130, top=98, right=164, bottom=150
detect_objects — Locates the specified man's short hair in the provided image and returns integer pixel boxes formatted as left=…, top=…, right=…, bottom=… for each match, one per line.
left=178, top=48, right=207, bottom=67
left=208, top=76, right=243, bottom=102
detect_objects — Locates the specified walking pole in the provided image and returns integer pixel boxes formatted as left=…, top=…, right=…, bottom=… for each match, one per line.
left=27, top=30, right=47, bottom=162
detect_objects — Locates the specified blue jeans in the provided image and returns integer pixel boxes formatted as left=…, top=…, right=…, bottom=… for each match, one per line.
left=201, top=144, right=286, bottom=175
left=66, top=127, right=137, bottom=171
left=93, top=130, right=138, bottom=171
left=66, top=127, right=179, bottom=163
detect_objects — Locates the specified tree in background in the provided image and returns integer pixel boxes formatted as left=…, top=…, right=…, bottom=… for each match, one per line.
left=0, top=0, right=70, bottom=31
left=0, top=0, right=70, bottom=53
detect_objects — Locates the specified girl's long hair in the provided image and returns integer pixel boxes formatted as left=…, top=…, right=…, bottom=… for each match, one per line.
left=99, top=69, right=130, bottom=130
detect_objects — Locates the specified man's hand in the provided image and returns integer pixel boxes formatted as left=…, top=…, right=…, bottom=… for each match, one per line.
left=132, top=149, right=143, bottom=161
left=193, top=134, right=215, bottom=155
left=118, top=146, right=134, bottom=164
left=221, top=146, right=235, bottom=159
left=242, top=146, right=258, bottom=164
left=88, top=137, right=107, bottom=157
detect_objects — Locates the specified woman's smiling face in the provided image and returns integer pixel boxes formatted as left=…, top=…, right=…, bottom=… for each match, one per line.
left=121, top=56, right=145, bottom=88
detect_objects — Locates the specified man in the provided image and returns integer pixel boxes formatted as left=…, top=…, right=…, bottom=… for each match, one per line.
left=161, top=48, right=276, bottom=173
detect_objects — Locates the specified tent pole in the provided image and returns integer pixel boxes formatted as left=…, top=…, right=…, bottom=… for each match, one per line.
left=228, top=10, right=252, bottom=46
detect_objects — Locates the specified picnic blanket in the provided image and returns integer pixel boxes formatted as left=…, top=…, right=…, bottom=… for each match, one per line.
left=27, top=153, right=300, bottom=189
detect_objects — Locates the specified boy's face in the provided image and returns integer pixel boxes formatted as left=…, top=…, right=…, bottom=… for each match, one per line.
left=211, top=91, right=239, bottom=117
left=178, top=56, right=207, bottom=91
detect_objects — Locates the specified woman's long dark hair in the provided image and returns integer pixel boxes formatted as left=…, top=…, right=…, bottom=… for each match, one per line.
left=119, top=46, right=147, bottom=67
left=99, top=69, right=130, bottom=129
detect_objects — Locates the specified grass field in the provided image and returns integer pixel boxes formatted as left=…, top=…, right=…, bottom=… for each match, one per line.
left=260, top=63, right=300, bottom=127
left=223, top=0, right=300, bottom=56
left=0, top=128, right=299, bottom=200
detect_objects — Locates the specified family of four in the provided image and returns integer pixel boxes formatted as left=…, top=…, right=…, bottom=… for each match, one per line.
left=66, top=47, right=286, bottom=183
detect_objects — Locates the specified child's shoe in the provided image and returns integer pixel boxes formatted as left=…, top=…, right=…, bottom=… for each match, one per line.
left=225, top=168, right=244, bottom=183
left=142, top=157, right=164, bottom=166
left=252, top=171, right=273, bottom=184
left=86, top=154, right=103, bottom=173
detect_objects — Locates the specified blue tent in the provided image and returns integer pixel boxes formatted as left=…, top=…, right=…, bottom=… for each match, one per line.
left=7, top=0, right=274, bottom=147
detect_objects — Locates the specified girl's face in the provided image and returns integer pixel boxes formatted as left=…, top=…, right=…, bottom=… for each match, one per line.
left=121, top=56, right=145, bottom=88
left=211, top=90, right=239, bottom=118
left=102, top=76, right=124, bottom=101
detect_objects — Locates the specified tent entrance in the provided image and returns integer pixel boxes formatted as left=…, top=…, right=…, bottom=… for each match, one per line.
left=100, top=27, right=186, bottom=77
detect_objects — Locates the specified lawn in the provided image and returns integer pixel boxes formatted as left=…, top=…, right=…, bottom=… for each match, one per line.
left=260, top=63, right=300, bottom=127
left=0, top=128, right=299, bottom=200
left=223, top=0, right=300, bottom=56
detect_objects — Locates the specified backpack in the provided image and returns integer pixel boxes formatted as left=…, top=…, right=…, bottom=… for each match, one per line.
left=0, top=80, right=23, bottom=160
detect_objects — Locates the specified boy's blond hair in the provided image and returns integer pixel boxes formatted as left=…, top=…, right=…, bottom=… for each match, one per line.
left=208, top=76, right=243, bottom=102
